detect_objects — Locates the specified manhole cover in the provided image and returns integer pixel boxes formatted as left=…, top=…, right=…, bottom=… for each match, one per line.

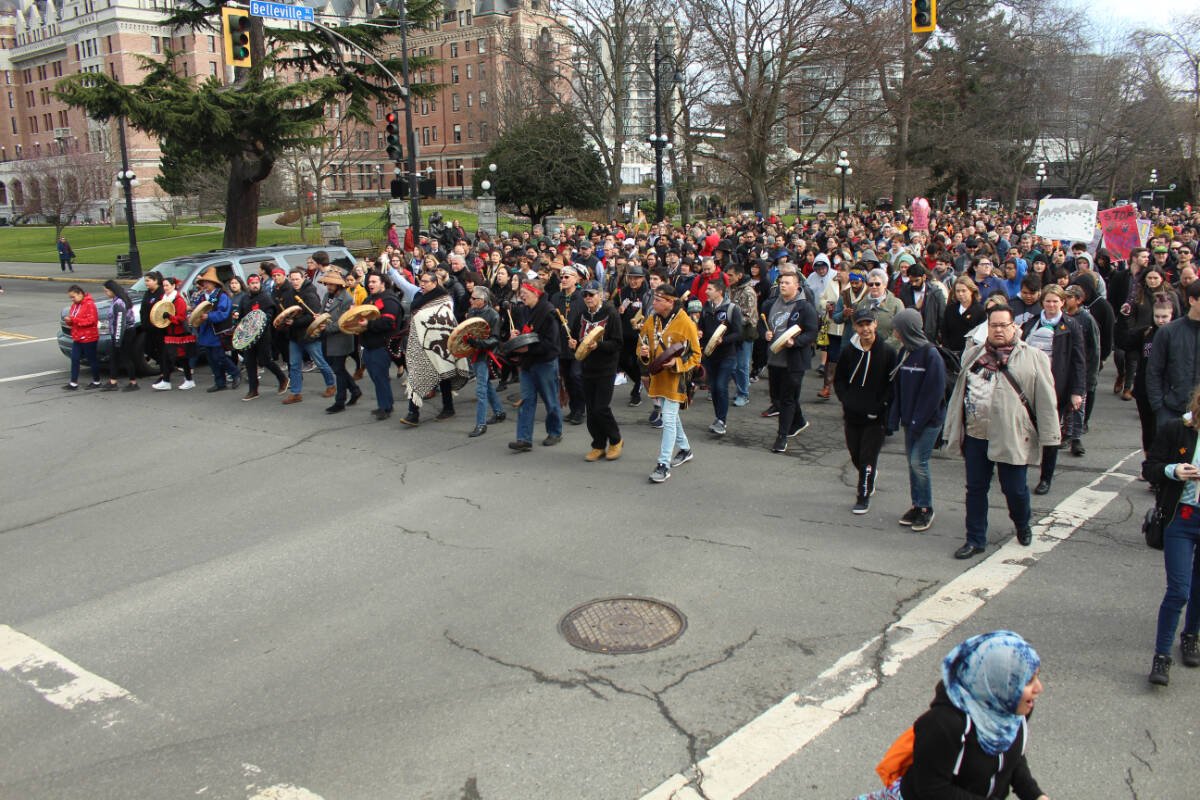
left=559, top=597, right=686, bottom=654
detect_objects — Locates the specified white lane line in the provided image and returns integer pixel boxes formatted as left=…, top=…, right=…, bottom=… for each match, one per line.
left=242, top=764, right=325, bottom=799
left=0, top=337, right=57, bottom=348
left=0, top=624, right=137, bottom=712
left=0, top=369, right=66, bottom=383
left=640, top=451, right=1141, bottom=800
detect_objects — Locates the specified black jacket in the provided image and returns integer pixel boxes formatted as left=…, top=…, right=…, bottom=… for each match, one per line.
left=898, top=282, right=947, bottom=345
left=698, top=299, right=743, bottom=361
left=1020, top=314, right=1086, bottom=406
left=568, top=301, right=623, bottom=378
left=551, top=288, right=584, bottom=356
left=765, top=295, right=819, bottom=372
left=900, top=681, right=1044, bottom=800
left=513, top=297, right=561, bottom=364
left=834, top=335, right=897, bottom=424
left=238, top=288, right=277, bottom=321
left=943, top=301, right=984, bottom=354
left=361, top=291, right=402, bottom=350
left=1147, top=316, right=1200, bottom=415
left=1144, top=417, right=1200, bottom=524
left=279, top=280, right=323, bottom=342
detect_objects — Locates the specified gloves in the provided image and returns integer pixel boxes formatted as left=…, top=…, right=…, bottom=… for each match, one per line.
left=465, top=336, right=481, bottom=348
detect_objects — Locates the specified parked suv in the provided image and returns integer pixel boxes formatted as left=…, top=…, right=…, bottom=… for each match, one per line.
left=58, top=245, right=354, bottom=375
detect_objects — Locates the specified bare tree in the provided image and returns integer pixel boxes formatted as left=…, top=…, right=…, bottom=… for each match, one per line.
left=11, top=153, right=112, bottom=235
left=690, top=0, right=881, bottom=212
left=1133, top=17, right=1200, bottom=203
left=278, top=104, right=374, bottom=235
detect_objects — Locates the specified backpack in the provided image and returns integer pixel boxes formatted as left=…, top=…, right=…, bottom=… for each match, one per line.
left=933, top=344, right=961, bottom=401
left=875, top=716, right=975, bottom=787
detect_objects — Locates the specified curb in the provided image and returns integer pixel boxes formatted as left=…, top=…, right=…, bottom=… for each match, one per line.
left=0, top=273, right=134, bottom=286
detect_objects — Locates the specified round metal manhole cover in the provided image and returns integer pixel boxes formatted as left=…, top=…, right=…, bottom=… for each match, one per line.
left=559, top=597, right=686, bottom=654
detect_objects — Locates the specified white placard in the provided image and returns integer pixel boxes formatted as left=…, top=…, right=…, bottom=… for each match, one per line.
left=1035, top=198, right=1099, bottom=242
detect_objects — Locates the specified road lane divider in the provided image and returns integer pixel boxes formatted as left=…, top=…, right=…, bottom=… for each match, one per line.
left=0, top=624, right=137, bottom=714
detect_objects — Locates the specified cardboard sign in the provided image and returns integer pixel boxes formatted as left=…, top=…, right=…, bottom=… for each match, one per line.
left=1035, top=198, right=1099, bottom=243
left=1098, top=205, right=1140, bottom=261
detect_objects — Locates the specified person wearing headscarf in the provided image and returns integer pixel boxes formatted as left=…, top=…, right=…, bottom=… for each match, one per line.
left=874, top=631, right=1047, bottom=800
left=887, top=309, right=947, bottom=534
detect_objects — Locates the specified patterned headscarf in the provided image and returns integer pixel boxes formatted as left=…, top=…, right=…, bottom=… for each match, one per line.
left=942, top=631, right=1040, bottom=756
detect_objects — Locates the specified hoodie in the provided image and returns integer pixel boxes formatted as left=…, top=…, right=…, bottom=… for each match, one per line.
left=888, top=309, right=947, bottom=434
left=834, top=332, right=897, bottom=424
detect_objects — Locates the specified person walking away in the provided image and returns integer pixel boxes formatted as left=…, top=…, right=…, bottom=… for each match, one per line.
left=888, top=309, right=947, bottom=533
left=1133, top=297, right=1175, bottom=454
left=1143, top=386, right=1200, bottom=686
left=1146, top=280, right=1200, bottom=433
left=63, top=285, right=101, bottom=390
left=57, top=235, right=75, bottom=272
left=943, top=305, right=1060, bottom=559
left=99, top=279, right=138, bottom=391
left=1020, top=285, right=1085, bottom=495
left=835, top=308, right=897, bottom=514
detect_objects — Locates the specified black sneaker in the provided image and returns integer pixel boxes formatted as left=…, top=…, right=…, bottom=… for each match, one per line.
left=1182, top=634, right=1200, bottom=668
left=1016, top=525, right=1032, bottom=546
left=122, top=383, right=140, bottom=392
left=508, top=440, right=533, bottom=452
left=85, top=381, right=102, bottom=390
left=771, top=435, right=787, bottom=453
left=542, top=434, right=562, bottom=446
left=325, top=404, right=346, bottom=414
left=1149, top=653, right=1171, bottom=686
left=629, top=393, right=644, bottom=407
left=100, top=383, right=119, bottom=392
left=486, top=411, right=507, bottom=424
left=62, top=383, right=79, bottom=391
left=1070, top=439, right=1085, bottom=456
left=435, top=408, right=455, bottom=421
left=649, top=462, right=671, bottom=483
left=206, top=385, right=227, bottom=393
left=898, top=507, right=919, bottom=526
left=911, top=508, right=935, bottom=532
left=399, top=413, right=420, bottom=426
left=789, top=420, right=810, bottom=437
left=852, top=496, right=869, bottom=515
left=761, top=405, right=780, bottom=418
left=469, top=424, right=487, bottom=438
left=670, top=448, right=694, bottom=467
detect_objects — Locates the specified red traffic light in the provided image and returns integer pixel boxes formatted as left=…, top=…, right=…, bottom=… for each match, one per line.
left=385, top=112, right=398, bottom=125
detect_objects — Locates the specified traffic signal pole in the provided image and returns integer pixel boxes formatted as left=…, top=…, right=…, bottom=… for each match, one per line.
left=395, top=0, right=421, bottom=248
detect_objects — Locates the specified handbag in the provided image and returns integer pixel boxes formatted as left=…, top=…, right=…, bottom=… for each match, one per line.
left=1143, top=505, right=1165, bottom=550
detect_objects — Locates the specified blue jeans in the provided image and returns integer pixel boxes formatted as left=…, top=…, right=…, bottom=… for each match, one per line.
left=904, top=424, right=940, bottom=510
left=517, top=359, right=562, bottom=442
left=288, top=339, right=334, bottom=394
left=203, top=344, right=237, bottom=387
left=362, top=346, right=393, bottom=412
left=705, top=355, right=735, bottom=422
left=70, top=340, right=100, bottom=383
left=963, top=435, right=1031, bottom=549
left=474, top=360, right=503, bottom=426
left=733, top=340, right=752, bottom=400
left=1156, top=507, right=1200, bottom=655
left=658, top=398, right=690, bottom=465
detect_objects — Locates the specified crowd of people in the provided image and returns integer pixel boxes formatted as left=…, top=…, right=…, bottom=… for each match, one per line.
left=62, top=203, right=1200, bottom=691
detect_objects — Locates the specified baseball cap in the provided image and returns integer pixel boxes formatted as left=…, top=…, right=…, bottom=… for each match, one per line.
left=852, top=307, right=876, bottom=324
left=581, top=280, right=602, bottom=294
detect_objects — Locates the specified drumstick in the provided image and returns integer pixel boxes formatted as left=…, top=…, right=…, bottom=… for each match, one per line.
left=506, top=307, right=516, bottom=331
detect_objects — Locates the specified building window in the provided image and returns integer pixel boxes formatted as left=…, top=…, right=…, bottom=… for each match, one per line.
left=152, top=37, right=161, bottom=54
left=479, top=90, right=487, bottom=106
left=453, top=124, right=461, bottom=143
left=450, top=43, right=458, bottom=58
left=210, top=61, right=217, bottom=76
left=466, top=92, right=473, bottom=107
left=477, top=38, right=486, bottom=53
left=451, top=66, right=459, bottom=84
left=452, top=93, right=460, bottom=111
left=467, top=122, right=474, bottom=140
left=457, top=10, right=465, bottom=26
left=480, top=121, right=488, bottom=142
left=478, top=62, right=485, bottom=80
left=465, top=40, right=471, bottom=53
left=466, top=64, right=472, bottom=79
left=208, top=35, right=216, bottom=53
left=422, top=127, right=429, bottom=146
left=432, top=126, right=438, bottom=142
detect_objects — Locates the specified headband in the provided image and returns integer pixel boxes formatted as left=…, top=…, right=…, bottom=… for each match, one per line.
left=520, top=282, right=543, bottom=297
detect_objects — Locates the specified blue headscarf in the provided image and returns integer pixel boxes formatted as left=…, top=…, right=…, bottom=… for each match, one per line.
left=942, top=631, right=1040, bottom=756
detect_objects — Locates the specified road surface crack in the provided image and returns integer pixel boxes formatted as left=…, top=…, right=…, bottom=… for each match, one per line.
left=664, top=533, right=752, bottom=551
left=395, top=525, right=491, bottom=551
left=444, top=495, right=482, bottom=511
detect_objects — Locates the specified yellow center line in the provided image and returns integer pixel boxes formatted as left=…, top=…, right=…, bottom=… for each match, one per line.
left=0, top=330, right=37, bottom=341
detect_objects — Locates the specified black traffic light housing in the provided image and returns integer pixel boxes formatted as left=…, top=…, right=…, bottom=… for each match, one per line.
left=385, top=111, right=402, bottom=163
left=911, top=0, right=936, bottom=33
left=221, top=7, right=253, bottom=68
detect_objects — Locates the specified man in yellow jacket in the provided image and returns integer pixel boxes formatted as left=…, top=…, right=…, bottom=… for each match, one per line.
left=639, top=285, right=702, bottom=483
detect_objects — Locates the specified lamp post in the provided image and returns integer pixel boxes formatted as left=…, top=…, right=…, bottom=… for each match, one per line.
left=648, top=38, right=683, bottom=224
left=833, top=150, right=851, bottom=212
left=793, top=171, right=802, bottom=220
left=1035, top=162, right=1047, bottom=196
left=477, top=162, right=498, bottom=236
left=114, top=118, right=141, bottom=277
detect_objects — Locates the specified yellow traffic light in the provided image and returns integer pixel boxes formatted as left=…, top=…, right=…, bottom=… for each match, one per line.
left=221, top=7, right=253, bottom=69
left=911, top=0, right=936, bottom=33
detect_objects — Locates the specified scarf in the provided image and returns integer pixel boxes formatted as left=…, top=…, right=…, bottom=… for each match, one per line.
left=942, top=631, right=1040, bottom=756
left=404, top=293, right=471, bottom=405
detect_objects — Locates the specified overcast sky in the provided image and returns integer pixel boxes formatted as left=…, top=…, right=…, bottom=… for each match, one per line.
left=1071, top=0, right=1192, bottom=33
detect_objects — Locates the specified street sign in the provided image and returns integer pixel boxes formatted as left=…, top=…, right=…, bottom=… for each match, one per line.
left=248, top=1, right=314, bottom=22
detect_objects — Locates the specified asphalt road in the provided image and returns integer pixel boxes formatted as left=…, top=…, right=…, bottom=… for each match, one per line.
left=0, top=274, right=1192, bottom=799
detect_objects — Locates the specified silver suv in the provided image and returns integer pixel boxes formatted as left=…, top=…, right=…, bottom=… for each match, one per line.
left=58, top=245, right=354, bottom=375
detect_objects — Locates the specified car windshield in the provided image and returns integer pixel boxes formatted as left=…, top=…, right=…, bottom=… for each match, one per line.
left=127, top=261, right=193, bottom=294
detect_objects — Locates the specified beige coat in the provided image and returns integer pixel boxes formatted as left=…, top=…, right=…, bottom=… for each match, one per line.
left=942, top=340, right=1061, bottom=465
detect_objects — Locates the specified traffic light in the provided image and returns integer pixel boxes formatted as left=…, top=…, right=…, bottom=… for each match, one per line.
left=221, top=7, right=252, bottom=68
left=385, top=111, right=402, bottom=163
left=390, top=178, right=405, bottom=199
left=911, top=0, right=936, bottom=33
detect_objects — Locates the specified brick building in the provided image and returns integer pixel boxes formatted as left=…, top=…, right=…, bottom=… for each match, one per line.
left=0, top=0, right=570, bottom=225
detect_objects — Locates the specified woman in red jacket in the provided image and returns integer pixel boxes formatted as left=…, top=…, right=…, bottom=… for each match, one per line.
left=64, top=285, right=101, bottom=390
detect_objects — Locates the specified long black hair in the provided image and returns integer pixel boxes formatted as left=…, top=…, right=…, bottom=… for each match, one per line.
left=103, top=279, right=133, bottom=310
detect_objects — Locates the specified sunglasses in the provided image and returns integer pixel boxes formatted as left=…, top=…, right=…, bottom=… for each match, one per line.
left=867, top=281, right=883, bottom=287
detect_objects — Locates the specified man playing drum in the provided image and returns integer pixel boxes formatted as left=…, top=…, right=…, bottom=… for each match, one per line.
left=570, top=280, right=624, bottom=461
left=236, top=273, right=289, bottom=401
left=639, top=285, right=702, bottom=483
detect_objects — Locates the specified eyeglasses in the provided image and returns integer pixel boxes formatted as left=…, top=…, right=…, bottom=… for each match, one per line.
left=867, top=282, right=883, bottom=287
left=988, top=322, right=1013, bottom=329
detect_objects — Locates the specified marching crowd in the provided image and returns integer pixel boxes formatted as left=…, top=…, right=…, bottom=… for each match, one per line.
left=62, top=204, right=1200, bottom=696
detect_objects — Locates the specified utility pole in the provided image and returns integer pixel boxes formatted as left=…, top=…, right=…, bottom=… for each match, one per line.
left=396, top=0, right=421, bottom=245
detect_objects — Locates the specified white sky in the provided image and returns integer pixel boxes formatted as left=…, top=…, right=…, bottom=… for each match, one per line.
left=1072, top=0, right=1193, bottom=34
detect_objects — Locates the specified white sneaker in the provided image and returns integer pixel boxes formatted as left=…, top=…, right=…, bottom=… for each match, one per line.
left=179, top=379, right=196, bottom=390
left=152, top=380, right=172, bottom=391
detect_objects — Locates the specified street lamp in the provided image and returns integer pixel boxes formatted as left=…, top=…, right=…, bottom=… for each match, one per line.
left=1035, top=162, right=1048, bottom=195
left=481, top=162, right=497, bottom=196
left=114, top=118, right=141, bottom=278
left=833, top=150, right=852, bottom=213
left=793, top=171, right=802, bottom=219
left=648, top=38, right=683, bottom=224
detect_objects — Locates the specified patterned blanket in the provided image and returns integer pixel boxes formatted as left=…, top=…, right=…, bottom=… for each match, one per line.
left=405, top=295, right=471, bottom=406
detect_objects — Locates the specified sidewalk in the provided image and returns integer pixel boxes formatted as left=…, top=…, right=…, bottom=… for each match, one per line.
left=0, top=261, right=131, bottom=285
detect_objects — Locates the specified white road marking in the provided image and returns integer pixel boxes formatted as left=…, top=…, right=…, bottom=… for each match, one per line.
left=241, top=764, right=324, bottom=800
left=0, top=369, right=66, bottom=383
left=0, top=337, right=57, bottom=348
left=0, top=624, right=136, bottom=712
left=640, top=451, right=1141, bottom=800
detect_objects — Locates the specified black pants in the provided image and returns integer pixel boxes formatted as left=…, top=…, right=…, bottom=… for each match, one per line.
left=844, top=419, right=886, bottom=498
left=560, top=357, right=585, bottom=416
left=618, top=343, right=643, bottom=398
left=769, top=366, right=806, bottom=436
left=161, top=343, right=194, bottom=381
left=408, top=378, right=454, bottom=419
left=328, top=353, right=359, bottom=404
left=582, top=373, right=621, bottom=448
left=1135, top=385, right=1157, bottom=453
left=108, top=335, right=137, bottom=381
left=243, top=339, right=286, bottom=393
left=1122, top=345, right=1139, bottom=391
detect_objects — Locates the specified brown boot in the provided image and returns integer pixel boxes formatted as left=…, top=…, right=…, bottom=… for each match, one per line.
left=322, top=385, right=336, bottom=398
left=585, top=448, right=605, bottom=462
left=282, top=393, right=303, bottom=405
left=276, top=377, right=290, bottom=396
left=353, top=366, right=365, bottom=381
left=605, top=440, right=623, bottom=460
left=1113, top=373, right=1124, bottom=394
